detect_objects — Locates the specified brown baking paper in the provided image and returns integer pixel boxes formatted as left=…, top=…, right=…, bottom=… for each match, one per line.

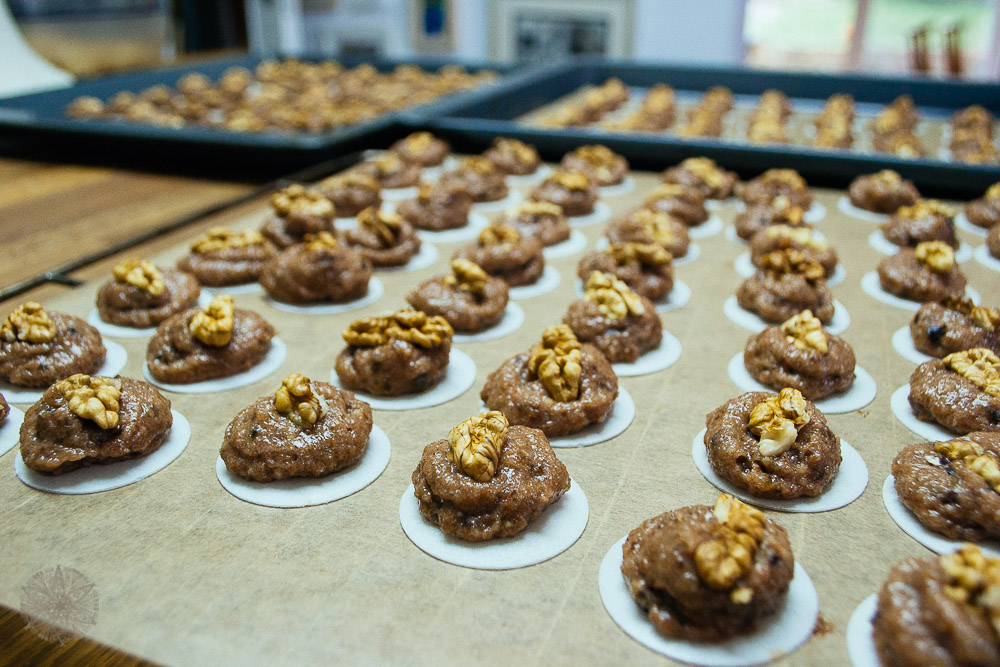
left=1, top=167, right=997, bottom=666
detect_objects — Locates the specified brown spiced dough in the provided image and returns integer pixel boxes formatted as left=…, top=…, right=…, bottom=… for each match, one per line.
left=405, top=276, right=509, bottom=333
left=563, top=296, right=662, bottom=364
left=908, top=360, right=1000, bottom=434
left=260, top=244, right=373, bottom=304
left=97, top=268, right=201, bottom=329
left=495, top=205, right=571, bottom=247
left=736, top=272, right=835, bottom=324
left=621, top=504, right=794, bottom=640
left=965, top=194, right=1000, bottom=230
left=395, top=185, right=472, bottom=232
left=19, top=377, right=172, bottom=475
left=743, top=326, right=856, bottom=400
left=847, top=172, right=920, bottom=213
left=411, top=425, right=571, bottom=541
left=877, top=250, right=968, bottom=303
left=335, top=337, right=451, bottom=397
left=748, top=229, right=838, bottom=278
left=480, top=343, right=618, bottom=437
left=736, top=171, right=812, bottom=209
left=177, top=242, right=277, bottom=287
left=438, top=162, right=508, bottom=203
left=734, top=203, right=810, bottom=241
left=455, top=232, right=545, bottom=287
left=220, top=382, right=372, bottom=482
left=660, top=162, right=738, bottom=200
left=0, top=392, right=7, bottom=425
left=530, top=174, right=598, bottom=217
left=989, top=224, right=1000, bottom=259
left=260, top=209, right=335, bottom=250
left=481, top=138, right=541, bottom=176
left=577, top=250, right=674, bottom=302
left=352, top=157, right=422, bottom=189
left=342, top=216, right=422, bottom=268
left=892, top=432, right=1000, bottom=542
left=881, top=211, right=958, bottom=249
left=0, top=313, right=106, bottom=388
left=560, top=146, right=629, bottom=186
left=317, top=175, right=382, bottom=218
left=388, top=133, right=449, bottom=167
left=643, top=186, right=708, bottom=226
left=606, top=210, right=691, bottom=259
left=910, top=302, right=1000, bottom=358
left=704, top=391, right=841, bottom=498
left=146, top=308, right=275, bottom=384
left=873, top=554, right=1000, bottom=667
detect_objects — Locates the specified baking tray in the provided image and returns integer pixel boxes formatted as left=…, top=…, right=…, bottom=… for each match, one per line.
left=427, top=58, right=1000, bottom=198
left=0, top=52, right=525, bottom=172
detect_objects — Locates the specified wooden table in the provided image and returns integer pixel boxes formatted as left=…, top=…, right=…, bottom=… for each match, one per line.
left=1, top=156, right=260, bottom=666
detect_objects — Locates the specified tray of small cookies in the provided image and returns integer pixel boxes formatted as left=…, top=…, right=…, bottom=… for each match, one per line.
left=427, top=57, right=1000, bottom=197
left=2, top=131, right=1000, bottom=665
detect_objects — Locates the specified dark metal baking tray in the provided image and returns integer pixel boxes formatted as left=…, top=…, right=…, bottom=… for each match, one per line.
left=0, top=53, right=523, bottom=172
left=427, top=58, right=1000, bottom=198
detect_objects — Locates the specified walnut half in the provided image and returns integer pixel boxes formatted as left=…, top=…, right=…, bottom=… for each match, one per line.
left=584, top=271, right=644, bottom=321
left=357, top=207, right=404, bottom=245
left=479, top=224, right=521, bottom=246
left=274, top=373, right=327, bottom=428
left=915, top=241, right=955, bottom=273
left=631, top=208, right=675, bottom=247
left=271, top=184, right=334, bottom=219
left=447, top=411, right=508, bottom=482
left=549, top=169, right=592, bottom=191
left=939, top=544, right=1000, bottom=636
left=55, top=374, right=121, bottom=429
left=342, top=308, right=452, bottom=349
left=748, top=388, right=811, bottom=457
left=113, top=259, right=165, bottom=296
left=943, top=297, right=1000, bottom=332
left=527, top=325, right=583, bottom=402
left=444, top=259, right=488, bottom=294
left=943, top=348, right=1000, bottom=398
left=1, top=302, right=56, bottom=344
left=781, top=310, right=828, bottom=354
left=189, top=295, right=235, bottom=347
left=934, top=439, right=1000, bottom=493
left=190, top=227, right=266, bottom=254
left=608, top=242, right=672, bottom=268
left=679, top=157, right=725, bottom=189
left=694, top=494, right=766, bottom=603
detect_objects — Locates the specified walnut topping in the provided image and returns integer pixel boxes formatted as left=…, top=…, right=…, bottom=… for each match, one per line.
left=748, top=388, right=811, bottom=457
left=372, top=154, right=405, bottom=176
left=986, top=183, right=1000, bottom=201
left=271, top=184, right=334, bottom=219
left=874, top=169, right=903, bottom=186
left=274, top=373, right=327, bottom=428
left=304, top=231, right=339, bottom=250
left=527, top=325, right=583, bottom=402
left=573, top=144, right=616, bottom=167
left=513, top=200, right=563, bottom=218
left=770, top=195, right=806, bottom=225
left=55, top=374, right=121, bottom=430
left=939, top=544, right=1000, bottom=636
left=549, top=169, right=592, bottom=191
left=944, top=348, right=1000, bottom=398
left=763, top=224, right=827, bottom=251
left=759, top=248, right=825, bottom=282
left=943, top=297, right=1000, bottom=332
left=444, top=259, right=488, bottom=294
left=2, top=302, right=57, bottom=344
left=447, top=411, right=508, bottom=482
left=113, top=259, right=165, bottom=296
left=189, top=295, right=234, bottom=347
left=494, top=138, right=537, bottom=163
left=342, top=308, right=452, bottom=349
left=459, top=156, right=497, bottom=175
left=320, top=172, right=380, bottom=193
left=760, top=168, right=807, bottom=191
left=781, top=310, right=829, bottom=353
left=190, top=227, right=266, bottom=254
left=479, top=224, right=521, bottom=246
left=357, top=207, right=403, bottom=245
left=402, top=131, right=434, bottom=152
left=915, top=241, right=956, bottom=273
left=631, top=209, right=675, bottom=246
left=896, top=199, right=954, bottom=220
left=935, top=439, right=1000, bottom=493
left=608, top=242, right=672, bottom=268
left=584, top=271, right=644, bottom=321
left=694, top=494, right=767, bottom=602
left=645, top=183, right=691, bottom=203
left=679, top=157, right=725, bottom=189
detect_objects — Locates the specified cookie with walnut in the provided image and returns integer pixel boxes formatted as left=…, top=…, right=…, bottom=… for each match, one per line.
left=577, top=242, right=674, bottom=302
left=316, top=172, right=382, bottom=218
left=260, top=232, right=373, bottom=304
left=438, top=156, right=508, bottom=203
left=736, top=249, right=835, bottom=324
left=455, top=224, right=544, bottom=287
left=406, top=259, right=508, bottom=334
left=881, top=199, right=958, bottom=249
left=342, top=207, right=421, bottom=268
left=847, top=169, right=920, bottom=213
left=661, top=157, right=737, bottom=200
left=910, top=298, right=1000, bottom=358
left=482, top=137, right=541, bottom=176
left=877, top=241, right=967, bottom=303
left=908, top=349, right=1000, bottom=435
left=260, top=184, right=336, bottom=249
left=560, top=144, right=629, bottom=186
left=388, top=131, right=449, bottom=167
left=563, top=272, right=661, bottom=364
left=177, top=227, right=277, bottom=287
left=0, top=303, right=106, bottom=388
left=530, top=169, right=598, bottom=217
left=97, top=259, right=200, bottom=329
left=606, top=208, right=690, bottom=259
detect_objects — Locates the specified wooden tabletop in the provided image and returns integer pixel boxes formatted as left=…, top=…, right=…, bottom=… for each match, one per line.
left=0, top=156, right=263, bottom=665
